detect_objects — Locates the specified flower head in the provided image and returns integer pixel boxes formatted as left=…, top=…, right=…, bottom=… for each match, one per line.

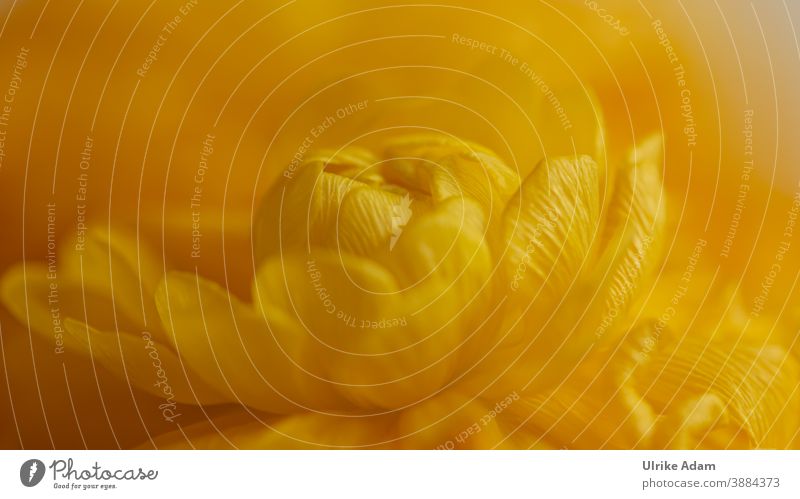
left=5, top=118, right=799, bottom=449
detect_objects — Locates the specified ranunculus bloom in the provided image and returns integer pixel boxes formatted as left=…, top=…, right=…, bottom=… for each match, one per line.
left=5, top=128, right=797, bottom=449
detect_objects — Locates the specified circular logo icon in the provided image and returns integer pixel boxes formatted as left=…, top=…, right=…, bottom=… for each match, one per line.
left=20, top=459, right=45, bottom=487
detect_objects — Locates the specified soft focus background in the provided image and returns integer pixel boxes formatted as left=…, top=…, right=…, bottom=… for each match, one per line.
left=0, top=0, right=798, bottom=448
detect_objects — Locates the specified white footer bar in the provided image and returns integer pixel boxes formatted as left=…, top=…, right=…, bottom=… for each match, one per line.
left=1, top=451, right=797, bottom=498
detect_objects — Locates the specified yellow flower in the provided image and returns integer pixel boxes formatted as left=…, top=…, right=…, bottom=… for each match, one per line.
left=5, top=124, right=796, bottom=449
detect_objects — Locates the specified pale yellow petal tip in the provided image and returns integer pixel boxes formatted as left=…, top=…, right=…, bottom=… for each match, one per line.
left=628, top=133, right=664, bottom=166
left=0, top=263, right=59, bottom=340
left=62, top=317, right=91, bottom=342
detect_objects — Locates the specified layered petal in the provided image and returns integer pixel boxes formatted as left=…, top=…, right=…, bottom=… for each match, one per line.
left=2, top=263, right=119, bottom=348
left=62, top=319, right=225, bottom=405
left=499, top=367, right=656, bottom=449
left=254, top=244, right=476, bottom=409
left=383, top=134, right=520, bottom=218
left=502, top=155, right=600, bottom=306
left=648, top=393, right=751, bottom=449
left=60, top=228, right=163, bottom=335
left=156, top=272, right=348, bottom=414
left=487, top=319, right=650, bottom=448
left=593, top=135, right=666, bottom=342
left=334, top=185, right=408, bottom=257
left=254, top=156, right=360, bottom=260
left=635, top=337, right=800, bottom=448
